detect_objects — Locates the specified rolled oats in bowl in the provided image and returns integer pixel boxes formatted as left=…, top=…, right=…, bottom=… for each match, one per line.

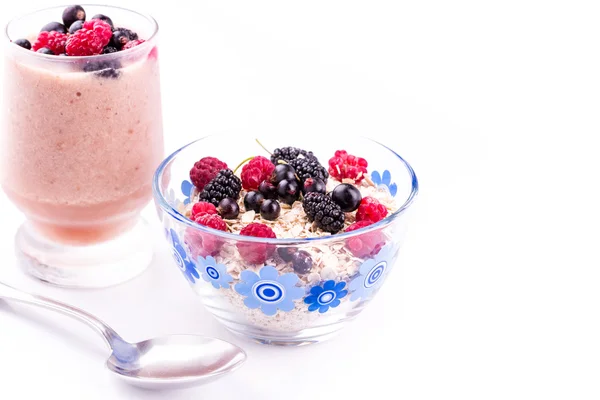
left=154, top=136, right=418, bottom=346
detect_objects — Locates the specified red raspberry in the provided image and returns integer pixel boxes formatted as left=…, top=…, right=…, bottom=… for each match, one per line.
left=32, top=31, right=67, bottom=54
left=123, top=39, right=145, bottom=49
left=194, top=213, right=227, bottom=231
left=189, top=157, right=228, bottom=191
left=185, top=213, right=227, bottom=258
left=66, top=29, right=105, bottom=56
left=191, top=202, right=218, bottom=219
left=355, top=196, right=388, bottom=223
left=83, top=20, right=112, bottom=46
left=241, top=156, right=275, bottom=191
left=345, top=220, right=385, bottom=258
left=237, top=223, right=276, bottom=264
left=328, top=150, right=368, bottom=183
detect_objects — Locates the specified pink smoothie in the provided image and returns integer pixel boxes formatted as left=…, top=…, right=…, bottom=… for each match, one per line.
left=1, top=46, right=164, bottom=245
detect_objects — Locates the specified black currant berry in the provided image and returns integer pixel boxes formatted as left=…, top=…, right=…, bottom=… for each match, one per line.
left=13, top=39, right=31, bottom=50
left=277, top=247, right=298, bottom=262
left=302, top=177, right=326, bottom=195
left=271, top=164, right=296, bottom=184
left=110, top=28, right=137, bottom=50
left=36, top=48, right=54, bottom=55
left=218, top=198, right=240, bottom=219
left=258, top=180, right=278, bottom=199
left=68, top=20, right=84, bottom=34
left=291, top=251, right=313, bottom=274
left=91, top=14, right=114, bottom=28
left=331, top=183, right=362, bottom=212
left=40, top=22, right=67, bottom=34
left=277, top=179, right=300, bottom=205
left=244, top=191, right=264, bottom=212
left=62, top=5, right=86, bottom=28
left=102, top=46, right=118, bottom=54
left=260, top=199, right=281, bottom=220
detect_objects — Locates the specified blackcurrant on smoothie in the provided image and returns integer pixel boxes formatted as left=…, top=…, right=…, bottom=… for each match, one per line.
left=0, top=5, right=164, bottom=287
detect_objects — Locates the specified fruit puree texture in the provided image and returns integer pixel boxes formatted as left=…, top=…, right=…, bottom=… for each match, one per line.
left=1, top=48, right=163, bottom=243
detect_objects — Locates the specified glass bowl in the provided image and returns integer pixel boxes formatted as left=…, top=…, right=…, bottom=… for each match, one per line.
left=153, top=136, right=418, bottom=346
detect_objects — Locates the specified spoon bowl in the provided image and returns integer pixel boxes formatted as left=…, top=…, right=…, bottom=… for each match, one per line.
left=107, top=335, right=247, bottom=390
left=0, top=282, right=247, bottom=389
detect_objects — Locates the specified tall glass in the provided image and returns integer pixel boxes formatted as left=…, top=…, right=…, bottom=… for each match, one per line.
left=1, top=5, right=164, bottom=288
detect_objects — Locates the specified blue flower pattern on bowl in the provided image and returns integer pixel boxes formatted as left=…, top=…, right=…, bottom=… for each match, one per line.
left=349, top=245, right=395, bottom=301
left=197, top=255, right=233, bottom=289
left=234, top=266, right=304, bottom=316
left=371, top=170, right=397, bottom=197
left=304, top=280, right=348, bottom=313
left=180, top=180, right=194, bottom=205
left=169, top=229, right=200, bottom=283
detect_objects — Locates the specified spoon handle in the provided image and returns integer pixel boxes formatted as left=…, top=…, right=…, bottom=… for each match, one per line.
left=0, top=282, right=123, bottom=350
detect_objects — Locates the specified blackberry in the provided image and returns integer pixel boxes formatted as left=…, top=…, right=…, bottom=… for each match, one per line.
left=303, top=192, right=345, bottom=233
left=199, top=169, right=242, bottom=206
left=289, top=157, right=328, bottom=183
left=271, top=146, right=316, bottom=164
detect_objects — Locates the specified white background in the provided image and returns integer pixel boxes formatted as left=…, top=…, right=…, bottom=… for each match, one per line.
left=0, top=0, right=599, bottom=399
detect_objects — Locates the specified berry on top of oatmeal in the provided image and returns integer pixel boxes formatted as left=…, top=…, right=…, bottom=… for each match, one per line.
left=303, top=192, right=345, bottom=233
left=198, top=169, right=242, bottom=207
left=270, top=146, right=315, bottom=164
left=194, top=213, right=227, bottom=231
left=217, top=198, right=240, bottom=219
left=331, top=183, right=362, bottom=212
left=240, top=156, right=275, bottom=191
left=191, top=201, right=218, bottom=219
left=190, top=156, right=228, bottom=191
left=355, top=196, right=388, bottom=223
left=328, top=150, right=368, bottom=183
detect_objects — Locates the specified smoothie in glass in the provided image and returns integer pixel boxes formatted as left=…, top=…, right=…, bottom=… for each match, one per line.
left=1, top=5, right=164, bottom=287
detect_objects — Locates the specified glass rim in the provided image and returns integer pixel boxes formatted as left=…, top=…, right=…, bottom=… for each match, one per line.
left=153, top=136, right=419, bottom=245
left=4, top=4, right=159, bottom=61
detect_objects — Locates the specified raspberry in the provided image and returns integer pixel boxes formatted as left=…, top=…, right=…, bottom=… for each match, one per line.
left=241, top=156, right=275, bottom=191
left=32, top=31, right=67, bottom=54
left=185, top=213, right=227, bottom=258
left=355, top=197, right=388, bottom=223
left=194, top=213, right=227, bottom=231
left=189, top=157, right=228, bottom=191
left=328, top=150, right=368, bottom=183
left=65, top=29, right=105, bottom=56
left=190, top=201, right=218, bottom=219
left=83, top=20, right=112, bottom=46
left=345, top=221, right=385, bottom=258
left=237, top=223, right=276, bottom=264
left=123, top=39, right=145, bottom=49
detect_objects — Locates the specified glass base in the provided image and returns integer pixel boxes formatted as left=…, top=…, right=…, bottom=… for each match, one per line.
left=213, top=315, right=348, bottom=347
left=15, top=219, right=153, bottom=289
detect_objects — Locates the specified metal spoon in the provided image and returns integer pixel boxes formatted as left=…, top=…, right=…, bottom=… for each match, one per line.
left=0, top=282, right=246, bottom=390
